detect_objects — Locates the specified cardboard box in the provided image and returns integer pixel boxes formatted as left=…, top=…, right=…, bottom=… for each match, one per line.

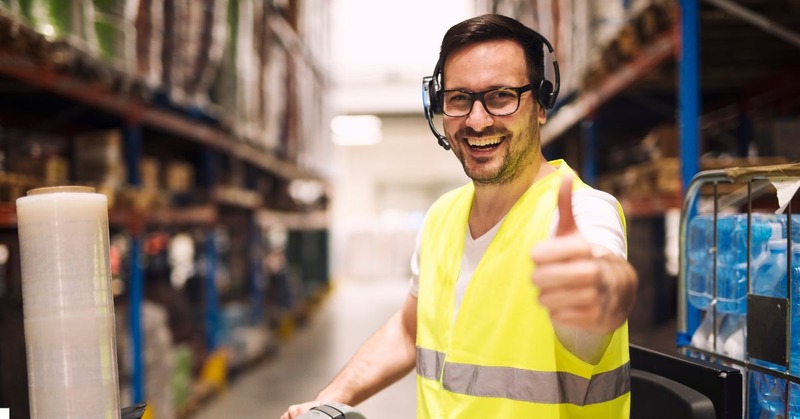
left=139, top=156, right=161, bottom=190
left=165, top=161, right=194, bottom=193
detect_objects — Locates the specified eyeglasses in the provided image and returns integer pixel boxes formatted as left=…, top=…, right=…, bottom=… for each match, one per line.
left=439, top=84, right=534, bottom=117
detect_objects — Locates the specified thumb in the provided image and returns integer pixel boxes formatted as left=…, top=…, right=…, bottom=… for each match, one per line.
left=555, top=174, right=577, bottom=237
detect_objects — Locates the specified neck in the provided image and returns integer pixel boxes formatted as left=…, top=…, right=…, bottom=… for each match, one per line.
left=468, top=154, right=555, bottom=238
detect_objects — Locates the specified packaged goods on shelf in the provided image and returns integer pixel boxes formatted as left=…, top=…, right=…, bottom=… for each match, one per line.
left=261, top=37, right=288, bottom=152
left=611, top=156, right=791, bottom=201
left=623, top=158, right=681, bottom=198
left=73, top=129, right=127, bottom=191
left=294, top=64, right=329, bottom=176
left=698, top=156, right=790, bottom=172
left=165, top=161, right=194, bottom=193
left=255, top=2, right=281, bottom=152
left=133, top=0, right=164, bottom=88
left=6, top=0, right=93, bottom=49
left=581, top=0, right=674, bottom=91
left=134, top=0, right=227, bottom=107
left=116, top=299, right=176, bottom=419
left=91, top=0, right=138, bottom=72
left=562, top=0, right=588, bottom=97
left=182, top=0, right=228, bottom=108
left=287, top=1, right=330, bottom=166
left=74, top=129, right=122, bottom=164
left=161, top=0, right=187, bottom=102
left=172, top=344, right=194, bottom=413
left=588, top=0, right=625, bottom=79
left=0, top=176, right=38, bottom=208
left=233, top=0, right=260, bottom=143
left=5, top=131, right=69, bottom=187
left=210, top=0, right=262, bottom=145
left=590, top=0, right=627, bottom=54
left=115, top=185, right=165, bottom=211
left=641, top=123, right=678, bottom=161
left=139, top=156, right=161, bottom=191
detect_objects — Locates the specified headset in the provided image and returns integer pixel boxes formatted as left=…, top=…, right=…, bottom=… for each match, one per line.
left=422, top=30, right=561, bottom=150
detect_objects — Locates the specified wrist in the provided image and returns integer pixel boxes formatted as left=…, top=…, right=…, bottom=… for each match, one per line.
left=316, top=386, right=355, bottom=406
left=596, top=254, right=636, bottom=332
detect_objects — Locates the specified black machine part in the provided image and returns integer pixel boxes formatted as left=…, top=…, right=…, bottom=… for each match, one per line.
left=121, top=402, right=147, bottom=419
left=298, top=402, right=366, bottom=419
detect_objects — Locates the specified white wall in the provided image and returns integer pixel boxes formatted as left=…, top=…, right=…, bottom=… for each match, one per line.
left=330, top=114, right=467, bottom=281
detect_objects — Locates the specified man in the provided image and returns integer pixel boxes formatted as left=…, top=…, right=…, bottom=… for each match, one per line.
left=283, top=14, right=637, bottom=418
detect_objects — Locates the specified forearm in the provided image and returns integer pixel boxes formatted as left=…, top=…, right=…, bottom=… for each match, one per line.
left=316, top=308, right=416, bottom=406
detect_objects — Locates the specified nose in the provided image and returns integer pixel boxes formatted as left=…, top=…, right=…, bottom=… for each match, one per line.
left=465, top=99, right=493, bottom=131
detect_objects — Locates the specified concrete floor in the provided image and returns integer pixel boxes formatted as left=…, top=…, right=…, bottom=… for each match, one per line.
left=191, top=276, right=678, bottom=419
left=191, top=277, right=416, bottom=419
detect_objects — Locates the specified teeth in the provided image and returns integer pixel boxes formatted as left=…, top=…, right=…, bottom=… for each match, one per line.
left=467, top=136, right=502, bottom=147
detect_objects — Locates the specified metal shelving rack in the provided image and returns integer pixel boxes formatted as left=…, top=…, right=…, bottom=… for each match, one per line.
left=0, top=2, right=332, bottom=415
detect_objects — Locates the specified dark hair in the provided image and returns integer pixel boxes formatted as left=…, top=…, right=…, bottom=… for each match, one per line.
left=435, top=14, right=545, bottom=88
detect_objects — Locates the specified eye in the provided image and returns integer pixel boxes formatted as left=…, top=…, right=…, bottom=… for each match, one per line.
left=445, top=91, right=470, bottom=104
left=486, top=89, right=517, bottom=102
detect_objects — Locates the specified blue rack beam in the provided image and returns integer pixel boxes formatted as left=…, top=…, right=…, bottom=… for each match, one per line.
left=678, top=0, right=701, bottom=344
left=123, top=125, right=146, bottom=403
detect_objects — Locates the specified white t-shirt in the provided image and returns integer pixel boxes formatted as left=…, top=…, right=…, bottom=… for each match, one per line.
left=408, top=187, right=626, bottom=320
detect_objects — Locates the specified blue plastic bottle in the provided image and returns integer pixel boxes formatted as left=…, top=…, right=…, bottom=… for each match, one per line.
left=687, top=215, right=714, bottom=310
left=790, top=383, right=800, bottom=419
left=717, top=215, right=773, bottom=314
left=716, top=215, right=745, bottom=313
left=751, top=223, right=790, bottom=416
left=751, top=360, right=788, bottom=417
left=753, top=224, right=788, bottom=298
left=790, top=244, right=800, bottom=417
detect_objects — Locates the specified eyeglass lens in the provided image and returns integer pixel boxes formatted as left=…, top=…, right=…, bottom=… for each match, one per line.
left=442, top=88, right=520, bottom=117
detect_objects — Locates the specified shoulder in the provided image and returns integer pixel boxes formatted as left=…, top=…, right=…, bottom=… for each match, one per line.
left=568, top=187, right=627, bottom=258
left=572, top=188, right=623, bottom=215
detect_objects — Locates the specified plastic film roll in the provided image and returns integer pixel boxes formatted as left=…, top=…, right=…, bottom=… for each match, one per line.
left=16, top=186, right=121, bottom=419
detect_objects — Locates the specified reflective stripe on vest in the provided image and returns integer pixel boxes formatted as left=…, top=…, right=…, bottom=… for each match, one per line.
left=417, top=346, right=630, bottom=406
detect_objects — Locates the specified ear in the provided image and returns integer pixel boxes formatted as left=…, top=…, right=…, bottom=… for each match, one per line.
left=537, top=106, right=547, bottom=125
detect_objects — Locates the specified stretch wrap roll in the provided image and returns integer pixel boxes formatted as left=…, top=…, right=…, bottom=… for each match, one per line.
left=16, top=186, right=121, bottom=419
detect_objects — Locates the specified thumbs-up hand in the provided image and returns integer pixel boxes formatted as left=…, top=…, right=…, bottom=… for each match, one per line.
left=530, top=174, right=634, bottom=335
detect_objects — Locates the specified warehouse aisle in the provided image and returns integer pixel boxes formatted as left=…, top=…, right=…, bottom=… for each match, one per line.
left=192, top=277, right=416, bottom=419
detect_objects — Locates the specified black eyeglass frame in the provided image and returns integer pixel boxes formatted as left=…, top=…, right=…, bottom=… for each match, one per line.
left=438, top=83, right=534, bottom=117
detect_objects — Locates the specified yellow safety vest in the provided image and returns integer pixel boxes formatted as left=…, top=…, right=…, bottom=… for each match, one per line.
left=416, top=160, right=630, bottom=418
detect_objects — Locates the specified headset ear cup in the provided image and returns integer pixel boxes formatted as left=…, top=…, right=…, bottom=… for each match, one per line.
left=430, top=77, right=443, bottom=114
left=538, top=80, right=554, bottom=109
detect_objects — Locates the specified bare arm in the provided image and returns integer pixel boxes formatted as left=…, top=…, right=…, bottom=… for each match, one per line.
left=282, top=292, right=418, bottom=418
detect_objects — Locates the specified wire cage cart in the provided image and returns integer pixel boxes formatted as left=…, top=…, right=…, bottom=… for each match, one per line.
left=678, top=163, right=800, bottom=418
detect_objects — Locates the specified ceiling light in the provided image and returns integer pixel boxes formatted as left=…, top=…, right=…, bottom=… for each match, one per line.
left=330, top=114, right=383, bottom=146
